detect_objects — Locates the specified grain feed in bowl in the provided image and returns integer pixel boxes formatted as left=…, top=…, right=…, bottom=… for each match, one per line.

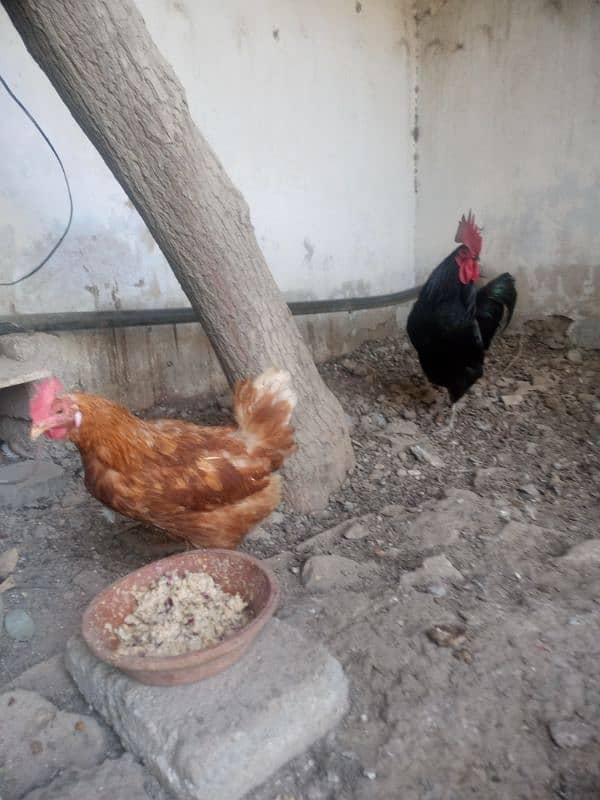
left=114, top=570, right=252, bottom=657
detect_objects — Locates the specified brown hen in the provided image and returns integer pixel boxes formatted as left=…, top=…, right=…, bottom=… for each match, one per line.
left=30, top=370, right=296, bottom=549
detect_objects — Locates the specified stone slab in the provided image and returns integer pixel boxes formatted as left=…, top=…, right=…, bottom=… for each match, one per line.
left=0, top=461, right=66, bottom=508
left=65, top=619, right=348, bottom=800
left=4, top=655, right=78, bottom=707
left=0, top=689, right=107, bottom=800
left=22, top=754, right=152, bottom=800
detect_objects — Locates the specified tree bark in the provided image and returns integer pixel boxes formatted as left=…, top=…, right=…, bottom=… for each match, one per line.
left=3, top=0, right=354, bottom=511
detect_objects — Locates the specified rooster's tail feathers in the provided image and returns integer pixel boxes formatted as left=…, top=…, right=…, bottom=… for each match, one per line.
left=476, top=272, right=517, bottom=350
left=233, top=368, right=297, bottom=466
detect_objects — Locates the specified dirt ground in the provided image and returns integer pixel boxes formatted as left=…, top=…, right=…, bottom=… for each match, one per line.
left=1, top=322, right=600, bottom=800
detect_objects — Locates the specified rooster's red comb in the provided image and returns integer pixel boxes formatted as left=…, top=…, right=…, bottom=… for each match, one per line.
left=454, top=210, right=482, bottom=258
left=30, top=377, right=65, bottom=424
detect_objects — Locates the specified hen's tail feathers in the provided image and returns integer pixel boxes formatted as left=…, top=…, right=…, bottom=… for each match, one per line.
left=476, top=272, right=517, bottom=350
left=233, top=368, right=297, bottom=469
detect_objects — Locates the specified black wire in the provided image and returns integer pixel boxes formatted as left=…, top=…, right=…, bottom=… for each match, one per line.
left=0, top=73, right=73, bottom=287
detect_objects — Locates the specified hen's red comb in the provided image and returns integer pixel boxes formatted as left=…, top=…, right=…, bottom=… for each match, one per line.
left=454, top=210, right=482, bottom=258
left=30, top=377, right=65, bottom=423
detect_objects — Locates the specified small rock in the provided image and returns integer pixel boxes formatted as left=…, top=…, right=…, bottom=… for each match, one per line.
left=453, top=648, right=473, bottom=664
left=0, top=575, right=16, bottom=593
left=267, top=511, right=285, bottom=526
left=343, top=521, right=370, bottom=540
left=544, top=395, right=561, bottom=411
left=5, top=609, right=35, bottom=641
left=409, top=443, right=443, bottom=468
left=501, top=393, right=523, bottom=408
left=578, top=393, right=596, bottom=405
left=426, top=623, right=467, bottom=649
left=370, top=413, right=387, bottom=429
left=401, top=555, right=464, bottom=589
left=497, top=452, right=512, bottom=467
left=341, top=358, right=369, bottom=377
left=519, top=483, right=540, bottom=499
left=548, top=719, right=595, bottom=748
left=380, top=503, right=405, bottom=517
left=385, top=419, right=419, bottom=436
left=363, top=769, right=377, bottom=780
left=526, top=442, right=537, bottom=455
left=532, top=372, right=553, bottom=390
left=246, top=525, right=270, bottom=542
left=426, top=583, right=448, bottom=597
left=0, top=547, right=18, bottom=579
left=401, top=408, right=417, bottom=421
left=593, top=414, right=600, bottom=427
left=560, top=539, right=600, bottom=565
left=567, top=349, right=583, bottom=364
left=297, top=519, right=364, bottom=554
left=548, top=474, right=561, bottom=494
left=301, top=555, right=373, bottom=593
left=384, top=435, right=416, bottom=454
left=473, top=467, right=511, bottom=491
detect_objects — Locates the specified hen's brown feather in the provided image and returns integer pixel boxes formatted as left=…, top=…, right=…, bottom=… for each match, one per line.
left=67, top=370, right=296, bottom=549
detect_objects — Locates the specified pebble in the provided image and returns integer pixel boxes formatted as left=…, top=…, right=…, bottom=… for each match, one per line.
left=5, top=608, right=35, bottom=641
left=501, top=393, right=523, bottom=408
left=426, top=623, right=467, bottom=648
left=560, top=539, right=600, bottom=565
left=548, top=718, right=595, bottom=748
left=363, top=770, right=377, bottom=781
left=386, top=419, right=419, bottom=436
left=426, top=583, right=448, bottom=597
left=402, top=408, right=417, bottom=421
left=343, top=521, right=370, bottom=540
left=341, top=358, right=369, bottom=377
left=566, top=349, right=583, bottom=364
left=409, top=443, right=443, bottom=468
left=0, top=547, right=19, bottom=579
left=519, top=483, right=540, bottom=499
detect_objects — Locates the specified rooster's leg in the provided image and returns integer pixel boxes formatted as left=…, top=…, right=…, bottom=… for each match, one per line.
left=437, top=400, right=461, bottom=437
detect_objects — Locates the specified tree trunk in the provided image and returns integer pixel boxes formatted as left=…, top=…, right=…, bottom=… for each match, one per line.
left=3, top=0, right=354, bottom=511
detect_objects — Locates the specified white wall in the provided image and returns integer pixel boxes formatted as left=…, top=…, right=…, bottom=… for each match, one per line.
left=0, top=0, right=416, bottom=315
left=415, top=0, right=600, bottom=320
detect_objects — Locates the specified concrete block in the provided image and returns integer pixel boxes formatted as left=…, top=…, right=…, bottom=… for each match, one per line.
left=65, top=619, right=348, bottom=800
left=0, top=461, right=66, bottom=508
left=22, top=754, right=151, bottom=800
left=0, top=689, right=107, bottom=800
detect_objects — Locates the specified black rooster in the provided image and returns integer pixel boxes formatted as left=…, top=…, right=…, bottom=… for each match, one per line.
left=407, top=212, right=517, bottom=429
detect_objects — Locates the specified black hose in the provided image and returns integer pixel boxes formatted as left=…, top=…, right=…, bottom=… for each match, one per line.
left=0, top=286, right=421, bottom=336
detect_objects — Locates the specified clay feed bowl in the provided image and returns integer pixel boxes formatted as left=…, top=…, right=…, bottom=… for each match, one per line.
left=81, top=549, right=279, bottom=686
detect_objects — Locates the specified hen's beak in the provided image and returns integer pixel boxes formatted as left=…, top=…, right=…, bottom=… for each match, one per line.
left=30, top=424, right=46, bottom=441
